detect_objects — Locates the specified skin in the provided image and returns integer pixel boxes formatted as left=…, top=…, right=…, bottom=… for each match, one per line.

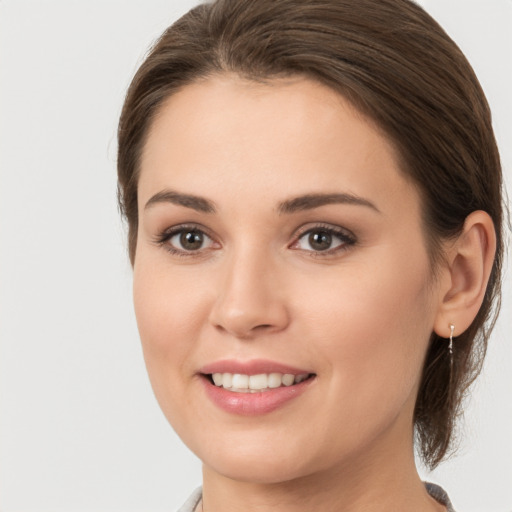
left=133, top=75, right=495, bottom=511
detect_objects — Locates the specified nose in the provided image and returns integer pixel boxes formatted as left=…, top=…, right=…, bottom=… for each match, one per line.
left=208, top=248, right=290, bottom=339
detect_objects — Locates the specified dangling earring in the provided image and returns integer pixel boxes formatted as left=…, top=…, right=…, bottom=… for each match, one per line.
left=449, top=324, right=454, bottom=356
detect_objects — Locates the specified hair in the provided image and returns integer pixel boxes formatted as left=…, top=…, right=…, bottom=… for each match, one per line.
left=117, top=0, right=504, bottom=469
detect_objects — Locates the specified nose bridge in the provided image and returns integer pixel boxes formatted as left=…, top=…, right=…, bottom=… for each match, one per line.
left=209, top=242, right=289, bottom=338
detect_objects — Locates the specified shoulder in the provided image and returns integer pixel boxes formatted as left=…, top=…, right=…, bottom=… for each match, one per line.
left=176, top=487, right=202, bottom=512
left=425, top=482, right=456, bottom=512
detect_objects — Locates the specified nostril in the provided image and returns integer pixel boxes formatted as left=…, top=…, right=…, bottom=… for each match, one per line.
left=208, top=286, right=291, bottom=339
left=212, top=321, right=279, bottom=339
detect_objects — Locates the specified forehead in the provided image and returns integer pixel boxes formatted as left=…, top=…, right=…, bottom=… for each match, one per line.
left=138, top=74, right=419, bottom=220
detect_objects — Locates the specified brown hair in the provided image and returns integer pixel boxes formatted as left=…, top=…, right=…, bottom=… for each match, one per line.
left=117, top=0, right=503, bottom=469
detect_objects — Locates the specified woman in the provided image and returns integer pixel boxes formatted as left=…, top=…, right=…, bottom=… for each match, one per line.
left=117, top=0, right=504, bottom=510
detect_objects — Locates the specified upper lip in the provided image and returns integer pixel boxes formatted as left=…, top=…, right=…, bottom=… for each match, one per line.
left=199, top=359, right=313, bottom=376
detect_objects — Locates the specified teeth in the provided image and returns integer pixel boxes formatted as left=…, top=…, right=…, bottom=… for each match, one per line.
left=212, top=373, right=223, bottom=386
left=268, top=373, right=282, bottom=388
left=231, top=373, right=249, bottom=389
left=282, top=374, right=295, bottom=386
left=222, top=373, right=233, bottom=388
left=249, top=374, right=268, bottom=390
left=210, top=372, right=310, bottom=392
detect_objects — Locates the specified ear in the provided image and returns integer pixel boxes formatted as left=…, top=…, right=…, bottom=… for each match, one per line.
left=433, top=210, right=497, bottom=339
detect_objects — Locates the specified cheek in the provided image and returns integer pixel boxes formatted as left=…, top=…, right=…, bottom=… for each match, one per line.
left=296, top=249, right=435, bottom=409
left=132, top=257, right=209, bottom=397
left=132, top=258, right=220, bottom=440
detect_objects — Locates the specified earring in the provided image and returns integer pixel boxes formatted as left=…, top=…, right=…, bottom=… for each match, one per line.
left=449, top=324, right=455, bottom=356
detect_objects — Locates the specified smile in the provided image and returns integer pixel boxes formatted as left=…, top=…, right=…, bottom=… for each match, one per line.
left=209, top=372, right=312, bottom=392
left=199, top=360, right=316, bottom=415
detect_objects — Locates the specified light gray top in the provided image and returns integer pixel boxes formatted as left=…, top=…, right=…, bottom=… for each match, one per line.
left=177, top=487, right=202, bottom=512
left=425, top=482, right=456, bottom=512
left=176, top=482, right=455, bottom=511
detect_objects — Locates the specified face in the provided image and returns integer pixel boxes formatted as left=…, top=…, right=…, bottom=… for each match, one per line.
left=134, top=75, right=442, bottom=484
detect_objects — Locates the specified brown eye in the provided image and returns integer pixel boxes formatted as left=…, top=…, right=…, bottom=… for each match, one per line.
left=165, top=228, right=215, bottom=253
left=308, top=230, right=333, bottom=251
left=294, top=226, right=355, bottom=255
left=179, top=230, right=204, bottom=250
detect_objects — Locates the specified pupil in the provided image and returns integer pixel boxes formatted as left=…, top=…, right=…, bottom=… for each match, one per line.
left=309, top=231, right=332, bottom=251
left=180, top=231, right=203, bottom=250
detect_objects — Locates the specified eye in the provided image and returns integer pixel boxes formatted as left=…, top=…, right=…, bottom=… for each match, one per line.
left=293, top=226, right=355, bottom=254
left=155, top=225, right=217, bottom=256
left=170, top=229, right=210, bottom=251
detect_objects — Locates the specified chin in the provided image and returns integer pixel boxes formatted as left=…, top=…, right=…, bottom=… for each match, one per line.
left=205, top=452, right=314, bottom=485
left=188, top=428, right=327, bottom=485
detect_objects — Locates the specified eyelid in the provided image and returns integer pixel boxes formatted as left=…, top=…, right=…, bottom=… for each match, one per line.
left=153, top=221, right=356, bottom=258
left=153, top=223, right=220, bottom=257
left=294, top=222, right=355, bottom=239
left=290, top=223, right=357, bottom=255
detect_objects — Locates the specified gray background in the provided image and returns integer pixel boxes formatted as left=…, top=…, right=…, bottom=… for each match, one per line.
left=1, top=1, right=511, bottom=510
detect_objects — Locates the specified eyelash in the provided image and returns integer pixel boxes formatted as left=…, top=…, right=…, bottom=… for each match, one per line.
left=292, top=223, right=357, bottom=257
left=153, top=223, right=217, bottom=258
left=153, top=223, right=357, bottom=258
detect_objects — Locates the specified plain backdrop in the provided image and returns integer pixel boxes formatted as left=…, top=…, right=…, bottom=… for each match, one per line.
left=0, top=1, right=511, bottom=511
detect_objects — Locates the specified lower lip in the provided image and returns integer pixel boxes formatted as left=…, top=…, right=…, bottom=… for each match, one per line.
left=201, top=376, right=315, bottom=416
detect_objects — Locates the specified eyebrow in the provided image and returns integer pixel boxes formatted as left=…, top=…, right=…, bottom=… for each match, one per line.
left=277, top=193, right=380, bottom=214
left=144, top=189, right=216, bottom=213
left=143, top=189, right=380, bottom=215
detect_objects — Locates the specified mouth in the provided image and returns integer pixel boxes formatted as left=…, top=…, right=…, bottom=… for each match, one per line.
left=204, top=372, right=315, bottom=393
left=198, top=359, right=316, bottom=414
